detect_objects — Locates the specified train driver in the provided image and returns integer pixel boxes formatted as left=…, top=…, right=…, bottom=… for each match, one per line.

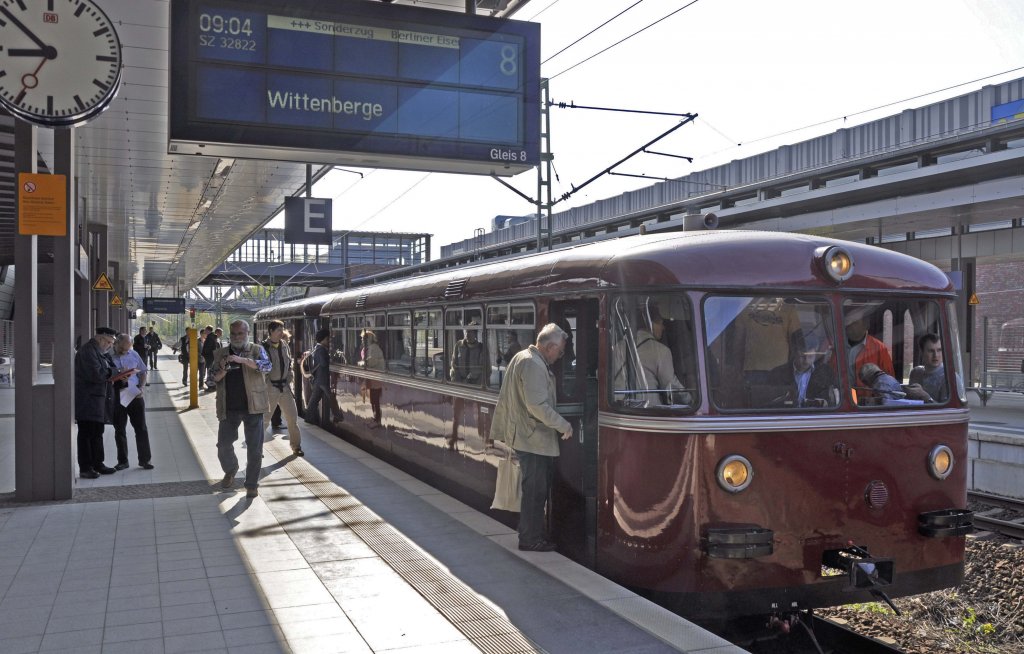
left=765, top=333, right=838, bottom=408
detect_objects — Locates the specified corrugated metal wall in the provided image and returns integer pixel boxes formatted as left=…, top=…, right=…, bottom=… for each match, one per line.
left=442, top=77, right=1024, bottom=258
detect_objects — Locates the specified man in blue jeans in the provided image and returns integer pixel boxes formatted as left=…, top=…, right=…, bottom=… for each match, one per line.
left=211, top=320, right=271, bottom=499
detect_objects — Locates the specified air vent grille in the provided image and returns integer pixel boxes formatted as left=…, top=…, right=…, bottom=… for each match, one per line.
left=443, top=279, right=468, bottom=299
left=355, top=294, right=368, bottom=308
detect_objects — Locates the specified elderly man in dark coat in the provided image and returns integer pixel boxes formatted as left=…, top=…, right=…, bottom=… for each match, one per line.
left=75, top=326, right=120, bottom=478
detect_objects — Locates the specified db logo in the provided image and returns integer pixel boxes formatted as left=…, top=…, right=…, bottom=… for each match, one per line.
left=43, top=12, right=58, bottom=23
left=23, top=181, right=36, bottom=193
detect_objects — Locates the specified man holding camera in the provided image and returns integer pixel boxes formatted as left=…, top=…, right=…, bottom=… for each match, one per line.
left=110, top=333, right=153, bottom=470
left=212, top=320, right=272, bottom=498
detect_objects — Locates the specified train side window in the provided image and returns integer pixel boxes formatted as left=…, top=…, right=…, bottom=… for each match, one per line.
left=330, top=316, right=347, bottom=365
left=345, top=314, right=364, bottom=366
left=486, top=302, right=535, bottom=390
left=385, top=311, right=413, bottom=376
left=705, top=296, right=839, bottom=411
left=446, top=307, right=490, bottom=386
left=842, top=299, right=948, bottom=407
left=610, top=293, right=698, bottom=412
left=414, top=309, right=443, bottom=378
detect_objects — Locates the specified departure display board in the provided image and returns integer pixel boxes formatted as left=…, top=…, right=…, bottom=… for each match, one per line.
left=168, top=0, right=540, bottom=176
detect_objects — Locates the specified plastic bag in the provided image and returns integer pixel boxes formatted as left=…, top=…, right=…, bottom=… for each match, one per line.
left=490, top=451, right=521, bottom=512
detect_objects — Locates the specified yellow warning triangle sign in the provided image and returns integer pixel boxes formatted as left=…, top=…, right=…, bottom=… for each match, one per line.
left=93, top=272, right=114, bottom=291
left=110, top=294, right=123, bottom=307
left=968, top=292, right=980, bottom=306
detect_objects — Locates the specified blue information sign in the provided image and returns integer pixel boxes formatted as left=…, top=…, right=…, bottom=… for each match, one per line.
left=169, top=0, right=540, bottom=176
left=143, top=298, right=187, bottom=314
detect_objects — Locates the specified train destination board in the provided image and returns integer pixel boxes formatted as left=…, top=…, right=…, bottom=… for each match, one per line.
left=169, top=0, right=540, bottom=176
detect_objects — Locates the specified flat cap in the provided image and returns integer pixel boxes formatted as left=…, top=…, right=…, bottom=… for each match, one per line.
left=95, top=326, right=117, bottom=336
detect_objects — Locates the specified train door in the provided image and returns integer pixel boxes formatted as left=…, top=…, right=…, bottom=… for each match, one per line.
left=549, top=299, right=600, bottom=566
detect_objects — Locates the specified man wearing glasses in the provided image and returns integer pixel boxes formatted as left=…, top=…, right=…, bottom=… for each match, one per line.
left=74, top=326, right=121, bottom=479
left=211, top=320, right=272, bottom=498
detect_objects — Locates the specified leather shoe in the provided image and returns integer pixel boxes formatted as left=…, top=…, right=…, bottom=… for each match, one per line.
left=96, top=466, right=117, bottom=475
left=79, top=469, right=99, bottom=479
left=221, top=468, right=238, bottom=489
left=140, top=462, right=154, bottom=470
left=246, top=488, right=259, bottom=498
left=292, top=448, right=304, bottom=457
left=518, top=540, right=557, bottom=552
left=114, top=462, right=129, bottom=471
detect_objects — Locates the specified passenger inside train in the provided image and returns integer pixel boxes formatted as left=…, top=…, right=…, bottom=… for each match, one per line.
left=611, top=295, right=696, bottom=409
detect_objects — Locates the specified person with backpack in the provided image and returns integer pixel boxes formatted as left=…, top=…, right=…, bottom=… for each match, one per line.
left=262, top=321, right=303, bottom=456
left=202, top=326, right=222, bottom=390
left=304, top=327, right=344, bottom=426
left=145, top=326, right=162, bottom=370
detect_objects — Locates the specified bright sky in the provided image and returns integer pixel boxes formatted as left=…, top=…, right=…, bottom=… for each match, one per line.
left=268, top=0, right=1024, bottom=258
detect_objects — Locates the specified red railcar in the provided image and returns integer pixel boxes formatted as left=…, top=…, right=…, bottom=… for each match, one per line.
left=255, top=230, right=972, bottom=620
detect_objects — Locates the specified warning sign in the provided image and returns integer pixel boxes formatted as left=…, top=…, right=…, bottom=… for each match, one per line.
left=18, top=173, right=67, bottom=236
left=968, top=292, right=980, bottom=306
left=111, top=295, right=123, bottom=307
left=93, top=272, right=114, bottom=291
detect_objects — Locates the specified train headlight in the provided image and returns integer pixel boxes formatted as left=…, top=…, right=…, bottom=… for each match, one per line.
left=716, top=455, right=753, bottom=493
left=928, top=445, right=955, bottom=480
left=816, top=246, right=855, bottom=283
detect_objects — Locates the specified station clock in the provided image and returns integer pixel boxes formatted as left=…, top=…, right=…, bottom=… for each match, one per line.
left=0, top=0, right=123, bottom=128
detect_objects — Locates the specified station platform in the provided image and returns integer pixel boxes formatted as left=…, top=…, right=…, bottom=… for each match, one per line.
left=0, top=355, right=741, bottom=654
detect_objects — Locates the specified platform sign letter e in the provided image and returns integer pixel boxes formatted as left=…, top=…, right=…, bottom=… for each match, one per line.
left=284, top=197, right=333, bottom=246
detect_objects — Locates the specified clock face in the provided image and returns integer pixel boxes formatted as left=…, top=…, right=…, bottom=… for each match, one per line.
left=0, top=0, right=123, bottom=128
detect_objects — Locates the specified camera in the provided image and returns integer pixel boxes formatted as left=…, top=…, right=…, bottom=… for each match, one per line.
left=224, top=362, right=241, bottom=371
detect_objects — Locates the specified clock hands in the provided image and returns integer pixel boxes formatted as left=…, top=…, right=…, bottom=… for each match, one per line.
left=9, top=47, right=57, bottom=59
left=0, top=6, right=53, bottom=51
left=15, top=58, right=48, bottom=106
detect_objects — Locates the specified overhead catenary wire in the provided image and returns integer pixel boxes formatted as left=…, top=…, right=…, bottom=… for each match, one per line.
left=548, top=0, right=704, bottom=80
left=542, top=0, right=647, bottom=65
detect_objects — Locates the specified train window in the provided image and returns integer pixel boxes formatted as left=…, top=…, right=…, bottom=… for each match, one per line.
left=345, top=314, right=364, bottom=365
left=446, top=306, right=490, bottom=386
left=413, top=309, right=443, bottom=378
left=611, top=294, right=698, bottom=412
left=841, top=298, right=947, bottom=407
left=385, top=312, right=413, bottom=376
left=486, top=303, right=535, bottom=390
left=330, top=316, right=347, bottom=365
left=705, top=296, right=840, bottom=411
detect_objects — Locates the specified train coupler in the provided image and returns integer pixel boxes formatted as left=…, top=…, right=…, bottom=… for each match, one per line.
left=822, top=544, right=895, bottom=599
left=918, top=508, right=973, bottom=537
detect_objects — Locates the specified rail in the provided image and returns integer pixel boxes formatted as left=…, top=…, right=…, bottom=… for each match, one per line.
left=967, top=491, right=1024, bottom=540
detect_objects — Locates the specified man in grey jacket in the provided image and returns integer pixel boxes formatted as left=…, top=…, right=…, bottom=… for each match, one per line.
left=491, top=323, right=573, bottom=551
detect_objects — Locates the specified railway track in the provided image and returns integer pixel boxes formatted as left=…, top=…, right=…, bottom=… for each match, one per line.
left=968, top=490, right=1024, bottom=539
left=717, top=613, right=906, bottom=653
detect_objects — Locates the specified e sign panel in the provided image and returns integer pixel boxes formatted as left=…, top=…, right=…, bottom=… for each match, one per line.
left=284, top=197, right=333, bottom=245
left=168, top=0, right=540, bottom=176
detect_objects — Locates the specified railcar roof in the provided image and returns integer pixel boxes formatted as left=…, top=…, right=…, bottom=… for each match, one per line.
left=317, top=231, right=953, bottom=313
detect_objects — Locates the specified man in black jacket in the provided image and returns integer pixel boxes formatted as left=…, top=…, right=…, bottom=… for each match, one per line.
left=145, top=326, right=162, bottom=370
left=202, top=326, right=222, bottom=389
left=764, top=334, right=838, bottom=408
left=74, top=327, right=120, bottom=478
left=305, top=327, right=343, bottom=426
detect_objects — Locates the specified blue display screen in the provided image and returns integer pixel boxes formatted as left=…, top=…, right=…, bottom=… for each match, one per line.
left=170, top=0, right=540, bottom=174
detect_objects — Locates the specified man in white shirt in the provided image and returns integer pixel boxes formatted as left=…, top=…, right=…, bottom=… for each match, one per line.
left=110, top=334, right=154, bottom=469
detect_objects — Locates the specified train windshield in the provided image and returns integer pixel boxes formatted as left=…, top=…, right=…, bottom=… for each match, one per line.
left=705, top=296, right=840, bottom=411
left=610, top=294, right=699, bottom=412
left=841, top=298, right=951, bottom=407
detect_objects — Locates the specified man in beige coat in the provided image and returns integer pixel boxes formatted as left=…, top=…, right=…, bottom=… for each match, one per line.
left=491, top=323, right=573, bottom=551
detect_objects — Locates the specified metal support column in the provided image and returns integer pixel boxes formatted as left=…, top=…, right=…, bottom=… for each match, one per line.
left=89, top=223, right=109, bottom=328
left=535, top=78, right=553, bottom=251
left=50, top=128, right=75, bottom=499
left=14, top=119, right=39, bottom=501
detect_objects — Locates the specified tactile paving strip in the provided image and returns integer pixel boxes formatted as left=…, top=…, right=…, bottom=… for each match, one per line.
left=266, top=439, right=545, bottom=654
